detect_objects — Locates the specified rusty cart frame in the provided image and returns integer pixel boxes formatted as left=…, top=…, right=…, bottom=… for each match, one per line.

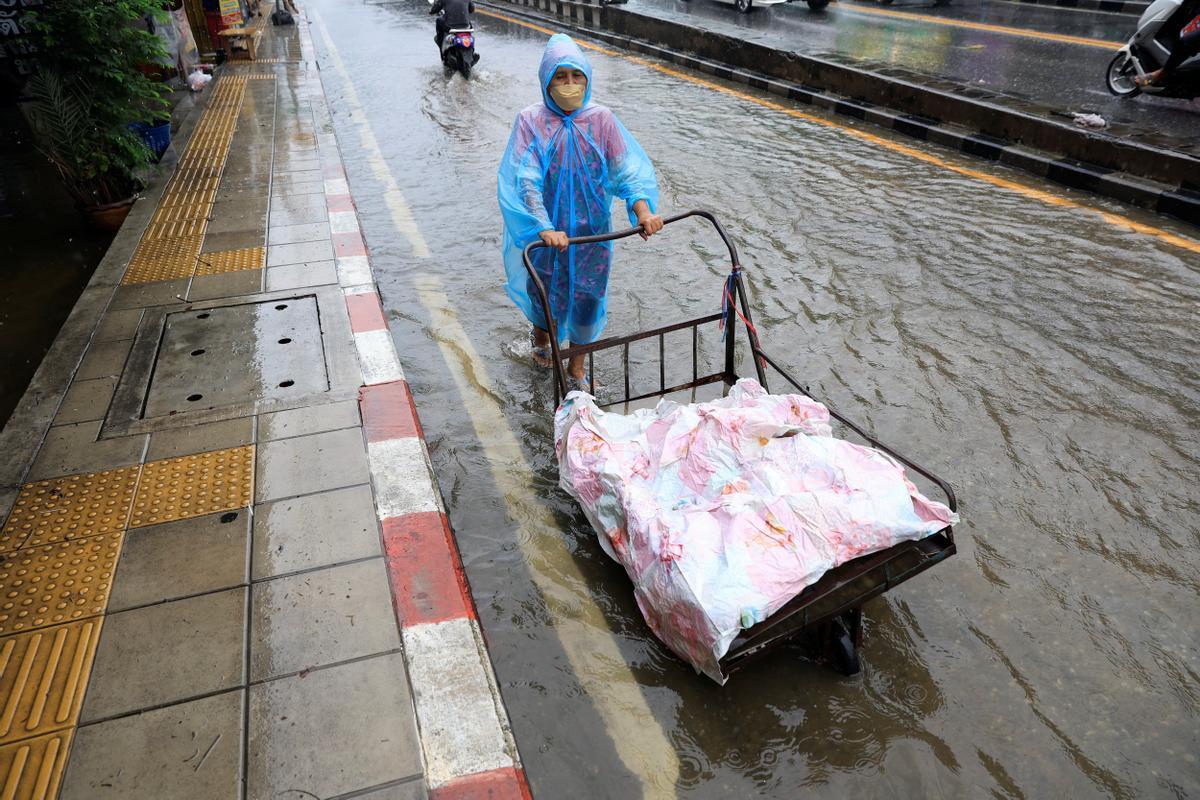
left=523, top=209, right=957, bottom=676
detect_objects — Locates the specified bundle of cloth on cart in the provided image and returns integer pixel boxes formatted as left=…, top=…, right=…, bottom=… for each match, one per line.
left=555, top=379, right=958, bottom=683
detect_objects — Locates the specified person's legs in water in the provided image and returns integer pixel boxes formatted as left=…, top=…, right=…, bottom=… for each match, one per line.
left=563, top=244, right=610, bottom=386
left=434, top=15, right=448, bottom=50
left=530, top=326, right=553, bottom=368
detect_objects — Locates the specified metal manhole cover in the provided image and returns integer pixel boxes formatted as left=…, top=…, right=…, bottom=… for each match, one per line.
left=143, top=297, right=329, bottom=418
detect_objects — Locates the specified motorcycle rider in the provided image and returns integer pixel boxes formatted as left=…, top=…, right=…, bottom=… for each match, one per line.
left=1137, top=0, right=1200, bottom=86
left=429, top=0, right=475, bottom=54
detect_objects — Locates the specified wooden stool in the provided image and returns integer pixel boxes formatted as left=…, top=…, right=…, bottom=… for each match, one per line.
left=218, top=27, right=262, bottom=61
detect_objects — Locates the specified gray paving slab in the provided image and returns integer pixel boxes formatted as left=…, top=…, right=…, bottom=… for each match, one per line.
left=274, top=146, right=319, bottom=160
left=258, top=400, right=360, bottom=442
left=249, top=558, right=399, bottom=681
left=271, top=180, right=324, bottom=197
left=109, top=280, right=189, bottom=311
left=215, top=184, right=270, bottom=204
left=246, top=653, right=423, bottom=800
left=54, top=377, right=118, bottom=425
left=252, top=484, right=380, bottom=580
left=110, top=510, right=251, bottom=611
left=354, top=781, right=429, bottom=800
left=81, top=587, right=247, bottom=722
left=266, top=239, right=335, bottom=268
left=273, top=157, right=321, bottom=173
left=93, top=308, right=145, bottom=343
left=269, top=192, right=328, bottom=223
left=26, top=420, right=146, bottom=481
left=0, top=486, right=15, bottom=527
left=76, top=339, right=133, bottom=381
left=201, top=230, right=266, bottom=254
left=188, top=269, right=265, bottom=302
left=255, top=427, right=370, bottom=502
left=267, top=222, right=330, bottom=246
left=146, top=416, right=254, bottom=461
left=265, top=260, right=338, bottom=291
left=61, top=690, right=244, bottom=800
left=272, top=167, right=322, bottom=182
left=208, top=198, right=270, bottom=234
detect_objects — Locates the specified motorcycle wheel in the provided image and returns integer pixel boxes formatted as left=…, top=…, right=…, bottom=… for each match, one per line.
left=806, top=0, right=830, bottom=9
left=735, top=0, right=751, bottom=11
left=458, top=50, right=473, bottom=80
left=1106, top=52, right=1140, bottom=97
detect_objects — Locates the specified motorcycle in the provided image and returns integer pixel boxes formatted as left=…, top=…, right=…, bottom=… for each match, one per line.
left=441, top=26, right=478, bottom=79
left=1106, top=0, right=1200, bottom=98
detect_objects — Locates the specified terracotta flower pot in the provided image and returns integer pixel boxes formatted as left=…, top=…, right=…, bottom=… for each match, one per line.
left=83, top=197, right=136, bottom=231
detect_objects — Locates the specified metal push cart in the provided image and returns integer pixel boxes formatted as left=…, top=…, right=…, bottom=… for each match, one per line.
left=523, top=210, right=957, bottom=676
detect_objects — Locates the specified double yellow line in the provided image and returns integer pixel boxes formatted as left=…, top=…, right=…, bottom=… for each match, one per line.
left=478, top=7, right=1200, bottom=255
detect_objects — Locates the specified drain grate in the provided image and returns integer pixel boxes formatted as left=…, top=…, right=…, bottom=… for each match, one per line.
left=142, top=297, right=328, bottom=418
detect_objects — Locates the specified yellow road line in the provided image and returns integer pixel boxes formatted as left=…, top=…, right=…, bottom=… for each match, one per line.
left=478, top=7, right=1200, bottom=256
left=416, top=275, right=681, bottom=799
left=311, top=11, right=431, bottom=258
left=838, top=2, right=1122, bottom=49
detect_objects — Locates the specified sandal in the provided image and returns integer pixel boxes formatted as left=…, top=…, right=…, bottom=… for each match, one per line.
left=565, top=372, right=603, bottom=395
left=529, top=329, right=552, bottom=368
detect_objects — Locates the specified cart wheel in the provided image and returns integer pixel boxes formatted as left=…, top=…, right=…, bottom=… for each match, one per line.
left=831, top=618, right=861, bottom=676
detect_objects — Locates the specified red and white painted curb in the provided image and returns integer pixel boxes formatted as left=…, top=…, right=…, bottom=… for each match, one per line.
left=321, top=147, right=532, bottom=798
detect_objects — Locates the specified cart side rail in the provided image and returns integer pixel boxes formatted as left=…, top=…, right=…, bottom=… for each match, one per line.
left=522, top=209, right=742, bottom=399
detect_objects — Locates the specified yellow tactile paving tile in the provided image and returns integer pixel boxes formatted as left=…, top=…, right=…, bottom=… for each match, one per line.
left=0, top=468, right=139, bottom=554
left=0, top=619, right=102, bottom=746
left=0, top=729, right=71, bottom=800
left=129, top=445, right=254, bottom=529
left=140, top=217, right=208, bottom=240
left=0, top=532, right=122, bottom=637
left=120, top=76, right=246, bottom=286
left=195, top=246, right=265, bottom=276
left=121, top=235, right=201, bottom=285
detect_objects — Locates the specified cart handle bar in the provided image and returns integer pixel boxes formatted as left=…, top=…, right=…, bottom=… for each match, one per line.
left=522, top=210, right=740, bottom=397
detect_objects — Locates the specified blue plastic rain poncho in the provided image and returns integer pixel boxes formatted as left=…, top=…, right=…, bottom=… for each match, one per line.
left=498, top=34, right=659, bottom=345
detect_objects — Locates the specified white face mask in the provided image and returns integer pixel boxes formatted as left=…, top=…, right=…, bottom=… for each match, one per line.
left=550, top=82, right=585, bottom=112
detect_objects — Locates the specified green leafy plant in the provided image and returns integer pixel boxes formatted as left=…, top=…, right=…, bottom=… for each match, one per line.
left=21, top=0, right=172, bottom=206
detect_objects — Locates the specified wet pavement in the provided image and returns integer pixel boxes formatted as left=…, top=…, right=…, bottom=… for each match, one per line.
left=625, top=0, right=1200, bottom=151
left=310, top=0, right=1199, bottom=797
left=0, top=17, right=491, bottom=797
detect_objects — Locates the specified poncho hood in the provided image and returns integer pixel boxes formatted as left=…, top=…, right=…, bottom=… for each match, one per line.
left=539, top=34, right=593, bottom=116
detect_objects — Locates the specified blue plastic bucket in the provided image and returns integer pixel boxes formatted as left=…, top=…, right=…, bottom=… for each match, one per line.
left=129, top=120, right=172, bottom=161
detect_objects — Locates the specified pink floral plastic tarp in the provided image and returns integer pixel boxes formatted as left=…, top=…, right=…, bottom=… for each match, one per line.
left=554, top=379, right=958, bottom=683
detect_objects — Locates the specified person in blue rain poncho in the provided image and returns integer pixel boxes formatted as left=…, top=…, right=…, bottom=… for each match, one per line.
left=498, top=34, right=662, bottom=392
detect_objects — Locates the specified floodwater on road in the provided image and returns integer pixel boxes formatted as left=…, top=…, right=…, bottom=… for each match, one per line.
left=309, top=1, right=1199, bottom=796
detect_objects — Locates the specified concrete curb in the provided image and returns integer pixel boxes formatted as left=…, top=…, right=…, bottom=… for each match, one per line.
left=306, top=29, right=533, bottom=800
left=485, top=0, right=1200, bottom=227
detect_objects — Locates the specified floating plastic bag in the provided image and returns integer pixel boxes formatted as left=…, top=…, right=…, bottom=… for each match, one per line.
left=555, top=379, right=958, bottom=683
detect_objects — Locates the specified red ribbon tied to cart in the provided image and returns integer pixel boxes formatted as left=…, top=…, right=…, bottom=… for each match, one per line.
left=719, top=271, right=768, bottom=371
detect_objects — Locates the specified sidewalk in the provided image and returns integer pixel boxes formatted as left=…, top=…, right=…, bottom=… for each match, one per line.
left=0, top=13, right=527, bottom=800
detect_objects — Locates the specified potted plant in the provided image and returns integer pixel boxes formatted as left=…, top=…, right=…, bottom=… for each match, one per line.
left=20, top=0, right=171, bottom=230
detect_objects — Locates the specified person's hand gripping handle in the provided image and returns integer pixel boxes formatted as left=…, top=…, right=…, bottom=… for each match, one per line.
left=633, top=199, right=663, bottom=241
